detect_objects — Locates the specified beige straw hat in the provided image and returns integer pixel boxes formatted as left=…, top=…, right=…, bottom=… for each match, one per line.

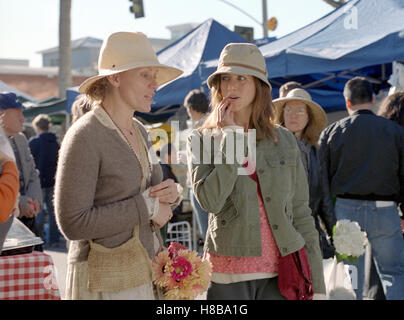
left=273, top=88, right=327, bottom=131
left=78, top=32, right=183, bottom=93
left=207, top=42, right=271, bottom=89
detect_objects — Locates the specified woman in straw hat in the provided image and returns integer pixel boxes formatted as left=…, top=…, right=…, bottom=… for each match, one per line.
left=187, top=43, right=326, bottom=299
left=54, top=32, right=183, bottom=300
left=273, top=89, right=336, bottom=258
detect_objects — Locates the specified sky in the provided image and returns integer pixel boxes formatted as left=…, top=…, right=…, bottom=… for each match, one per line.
left=0, top=0, right=334, bottom=67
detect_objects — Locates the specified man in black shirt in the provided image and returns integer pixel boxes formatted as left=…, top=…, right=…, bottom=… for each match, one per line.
left=319, top=77, right=404, bottom=300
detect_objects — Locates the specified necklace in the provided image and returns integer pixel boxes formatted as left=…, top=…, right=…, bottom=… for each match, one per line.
left=112, top=120, right=136, bottom=150
left=126, top=128, right=134, bottom=136
left=100, top=104, right=134, bottom=135
left=99, top=105, right=151, bottom=179
left=104, top=109, right=151, bottom=177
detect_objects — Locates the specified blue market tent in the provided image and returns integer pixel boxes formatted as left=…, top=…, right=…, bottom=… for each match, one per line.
left=66, top=86, right=79, bottom=114
left=260, top=0, right=404, bottom=78
left=258, top=0, right=404, bottom=111
left=254, top=37, right=277, bottom=47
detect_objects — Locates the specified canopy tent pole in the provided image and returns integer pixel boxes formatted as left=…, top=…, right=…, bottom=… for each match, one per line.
left=65, top=111, right=71, bottom=130
left=302, top=67, right=382, bottom=89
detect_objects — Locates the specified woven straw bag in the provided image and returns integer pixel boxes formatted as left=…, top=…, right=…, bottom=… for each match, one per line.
left=87, top=225, right=153, bottom=293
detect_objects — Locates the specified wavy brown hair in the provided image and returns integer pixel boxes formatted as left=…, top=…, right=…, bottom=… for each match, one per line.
left=377, top=92, right=404, bottom=127
left=85, top=77, right=110, bottom=103
left=200, top=76, right=277, bottom=142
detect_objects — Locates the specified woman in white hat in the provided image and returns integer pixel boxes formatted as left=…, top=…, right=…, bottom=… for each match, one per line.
left=187, top=43, right=326, bottom=299
left=273, top=89, right=335, bottom=257
left=54, top=32, right=183, bottom=300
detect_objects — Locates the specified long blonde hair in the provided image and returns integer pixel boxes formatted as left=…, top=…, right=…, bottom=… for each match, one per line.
left=200, top=76, right=277, bottom=142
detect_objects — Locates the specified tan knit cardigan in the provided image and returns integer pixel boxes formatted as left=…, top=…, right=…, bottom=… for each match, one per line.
left=54, top=106, right=164, bottom=263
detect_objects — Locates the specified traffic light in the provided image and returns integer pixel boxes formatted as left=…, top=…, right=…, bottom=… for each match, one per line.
left=129, top=0, right=144, bottom=18
left=234, top=26, right=254, bottom=43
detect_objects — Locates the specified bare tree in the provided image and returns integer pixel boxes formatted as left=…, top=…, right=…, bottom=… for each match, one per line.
left=58, top=0, right=72, bottom=99
left=322, top=0, right=345, bottom=8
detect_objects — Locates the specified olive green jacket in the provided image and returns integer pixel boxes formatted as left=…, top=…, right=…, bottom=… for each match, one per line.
left=187, top=125, right=326, bottom=294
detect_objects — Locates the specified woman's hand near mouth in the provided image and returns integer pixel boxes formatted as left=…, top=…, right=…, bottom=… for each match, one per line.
left=216, top=96, right=236, bottom=128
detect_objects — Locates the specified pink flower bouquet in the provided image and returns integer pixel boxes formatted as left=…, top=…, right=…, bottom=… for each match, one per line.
left=152, top=242, right=212, bottom=300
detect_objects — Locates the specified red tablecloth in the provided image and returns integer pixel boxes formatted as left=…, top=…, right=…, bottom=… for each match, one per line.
left=0, top=251, right=61, bottom=300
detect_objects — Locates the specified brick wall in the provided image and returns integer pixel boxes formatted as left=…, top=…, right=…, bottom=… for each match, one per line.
left=0, top=73, right=87, bottom=100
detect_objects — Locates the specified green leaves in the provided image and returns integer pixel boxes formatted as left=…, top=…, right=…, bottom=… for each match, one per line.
left=335, top=252, right=359, bottom=264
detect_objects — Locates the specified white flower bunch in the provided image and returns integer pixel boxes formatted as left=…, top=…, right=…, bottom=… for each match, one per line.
left=333, top=219, right=368, bottom=263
